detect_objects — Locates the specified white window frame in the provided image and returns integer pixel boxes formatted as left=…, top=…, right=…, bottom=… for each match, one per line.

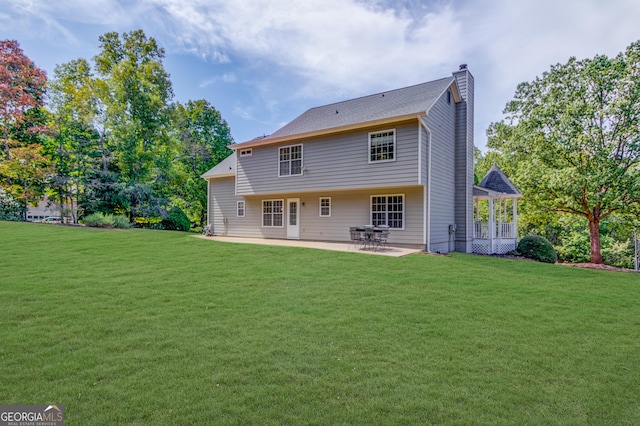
left=262, top=199, right=284, bottom=228
left=370, top=194, right=405, bottom=230
left=237, top=201, right=245, bottom=217
left=239, top=148, right=252, bottom=157
left=278, top=144, right=303, bottom=177
left=319, top=197, right=331, bottom=217
left=368, top=129, right=396, bottom=163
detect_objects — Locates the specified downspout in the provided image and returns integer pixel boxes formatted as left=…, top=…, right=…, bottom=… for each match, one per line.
left=235, top=151, right=239, bottom=196
left=417, top=121, right=422, bottom=184
left=206, top=177, right=211, bottom=228
left=419, top=116, right=432, bottom=253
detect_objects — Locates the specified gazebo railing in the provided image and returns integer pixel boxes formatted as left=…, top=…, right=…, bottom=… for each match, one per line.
left=474, top=222, right=516, bottom=239
left=474, top=222, right=489, bottom=239
left=501, top=222, right=515, bottom=239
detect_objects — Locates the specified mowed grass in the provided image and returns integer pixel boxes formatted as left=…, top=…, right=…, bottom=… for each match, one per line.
left=0, top=221, right=639, bottom=425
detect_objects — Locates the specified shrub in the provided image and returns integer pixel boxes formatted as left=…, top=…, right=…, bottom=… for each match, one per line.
left=517, top=235, right=558, bottom=264
left=556, top=230, right=590, bottom=263
left=82, top=213, right=130, bottom=229
left=82, top=212, right=113, bottom=228
left=0, top=188, right=24, bottom=221
left=603, top=239, right=634, bottom=269
left=111, top=215, right=131, bottom=229
left=161, top=206, right=190, bottom=232
left=134, top=216, right=163, bottom=229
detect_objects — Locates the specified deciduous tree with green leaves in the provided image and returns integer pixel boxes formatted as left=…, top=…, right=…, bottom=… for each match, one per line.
left=170, top=100, right=233, bottom=225
left=94, top=30, right=173, bottom=222
left=0, top=142, right=52, bottom=214
left=47, top=58, right=103, bottom=223
left=488, top=41, right=640, bottom=264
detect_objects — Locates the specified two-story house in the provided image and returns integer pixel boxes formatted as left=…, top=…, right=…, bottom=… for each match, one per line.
left=202, top=65, right=474, bottom=253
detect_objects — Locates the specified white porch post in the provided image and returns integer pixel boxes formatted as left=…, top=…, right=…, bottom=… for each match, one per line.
left=474, top=199, right=479, bottom=237
left=513, top=198, right=518, bottom=240
left=497, top=197, right=502, bottom=240
left=488, top=197, right=494, bottom=254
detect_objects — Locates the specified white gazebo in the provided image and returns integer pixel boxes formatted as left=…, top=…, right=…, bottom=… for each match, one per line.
left=472, top=164, right=522, bottom=255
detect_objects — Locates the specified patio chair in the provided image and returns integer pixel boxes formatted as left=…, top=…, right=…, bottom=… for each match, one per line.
left=359, top=225, right=383, bottom=250
left=373, top=225, right=390, bottom=251
left=349, top=227, right=365, bottom=249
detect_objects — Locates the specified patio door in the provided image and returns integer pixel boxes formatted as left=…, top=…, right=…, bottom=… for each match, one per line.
left=287, top=198, right=300, bottom=239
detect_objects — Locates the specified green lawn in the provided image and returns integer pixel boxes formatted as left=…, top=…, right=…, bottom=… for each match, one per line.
left=1, top=221, right=639, bottom=425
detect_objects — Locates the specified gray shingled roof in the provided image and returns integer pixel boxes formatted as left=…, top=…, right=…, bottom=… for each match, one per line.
left=244, top=77, right=455, bottom=144
left=478, top=164, right=521, bottom=195
left=201, top=151, right=236, bottom=179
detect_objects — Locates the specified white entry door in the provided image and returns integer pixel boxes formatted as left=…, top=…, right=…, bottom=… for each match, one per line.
left=287, top=198, right=300, bottom=239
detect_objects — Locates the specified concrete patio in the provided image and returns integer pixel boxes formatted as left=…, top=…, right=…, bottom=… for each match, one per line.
left=196, top=235, right=422, bottom=257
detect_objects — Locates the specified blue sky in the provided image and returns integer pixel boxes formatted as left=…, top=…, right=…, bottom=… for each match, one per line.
left=2, top=0, right=640, bottom=148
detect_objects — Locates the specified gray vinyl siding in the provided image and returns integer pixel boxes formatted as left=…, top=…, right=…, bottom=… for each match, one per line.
left=454, top=70, right=474, bottom=253
left=295, top=187, right=424, bottom=245
left=211, top=181, right=425, bottom=245
left=236, top=122, right=420, bottom=196
left=209, top=177, right=260, bottom=238
left=424, top=91, right=457, bottom=253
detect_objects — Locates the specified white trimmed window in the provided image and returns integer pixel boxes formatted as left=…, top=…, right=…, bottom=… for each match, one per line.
left=262, top=199, right=284, bottom=227
left=369, top=130, right=395, bottom=162
left=371, top=194, right=404, bottom=229
left=237, top=201, right=245, bottom=217
left=279, top=144, right=303, bottom=176
left=240, top=148, right=252, bottom=157
left=319, top=197, right=331, bottom=217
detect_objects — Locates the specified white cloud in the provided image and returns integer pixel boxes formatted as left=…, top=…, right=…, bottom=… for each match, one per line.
left=456, top=0, right=640, bottom=147
left=2, top=0, right=640, bottom=145
left=149, top=0, right=640, bottom=145
left=199, top=73, right=237, bottom=88
left=150, top=0, right=466, bottom=98
left=3, top=0, right=135, bottom=45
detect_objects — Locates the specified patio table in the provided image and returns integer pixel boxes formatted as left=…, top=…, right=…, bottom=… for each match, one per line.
left=350, top=226, right=390, bottom=251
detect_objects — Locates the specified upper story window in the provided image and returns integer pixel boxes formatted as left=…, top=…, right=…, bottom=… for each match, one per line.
left=239, top=148, right=252, bottom=157
left=369, top=130, right=395, bottom=163
left=279, top=144, right=303, bottom=177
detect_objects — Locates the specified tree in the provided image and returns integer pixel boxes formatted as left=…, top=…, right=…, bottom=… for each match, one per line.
left=170, top=100, right=233, bottom=225
left=47, top=58, right=105, bottom=223
left=0, top=40, right=47, bottom=185
left=0, top=143, right=52, bottom=217
left=488, top=41, right=640, bottom=264
left=94, top=30, right=173, bottom=222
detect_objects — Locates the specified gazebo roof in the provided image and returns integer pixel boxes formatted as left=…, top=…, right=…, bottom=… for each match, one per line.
left=475, top=164, right=521, bottom=198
